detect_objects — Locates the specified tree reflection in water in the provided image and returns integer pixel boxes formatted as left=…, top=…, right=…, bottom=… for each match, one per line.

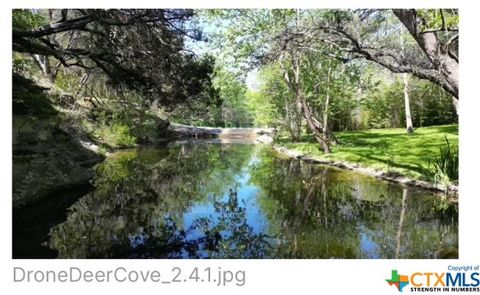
left=110, top=189, right=275, bottom=259
left=48, top=142, right=458, bottom=259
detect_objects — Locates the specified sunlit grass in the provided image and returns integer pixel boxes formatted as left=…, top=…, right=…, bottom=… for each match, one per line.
left=276, top=124, right=458, bottom=181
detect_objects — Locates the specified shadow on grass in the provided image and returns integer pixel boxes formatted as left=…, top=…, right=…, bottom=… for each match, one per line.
left=275, top=125, right=457, bottom=180
left=420, top=125, right=458, bottom=135
left=276, top=133, right=403, bottom=146
left=360, top=154, right=429, bottom=178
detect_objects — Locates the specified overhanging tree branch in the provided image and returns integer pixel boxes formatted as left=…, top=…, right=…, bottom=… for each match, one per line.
left=13, top=14, right=93, bottom=39
left=303, top=10, right=458, bottom=99
left=393, top=9, right=458, bottom=98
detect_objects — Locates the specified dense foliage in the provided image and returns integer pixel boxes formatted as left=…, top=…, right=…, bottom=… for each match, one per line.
left=12, top=9, right=222, bottom=146
left=199, top=9, right=458, bottom=144
left=12, top=9, right=458, bottom=150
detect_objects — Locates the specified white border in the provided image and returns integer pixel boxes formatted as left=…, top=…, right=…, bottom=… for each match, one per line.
left=2, top=1, right=479, bottom=294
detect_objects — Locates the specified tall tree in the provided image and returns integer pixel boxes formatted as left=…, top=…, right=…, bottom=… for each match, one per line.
left=403, top=73, right=414, bottom=133
left=401, top=27, right=414, bottom=134
left=277, top=37, right=332, bottom=153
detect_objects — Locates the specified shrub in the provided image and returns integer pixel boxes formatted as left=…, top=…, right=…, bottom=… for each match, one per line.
left=428, top=136, right=458, bottom=186
left=94, top=123, right=137, bottom=148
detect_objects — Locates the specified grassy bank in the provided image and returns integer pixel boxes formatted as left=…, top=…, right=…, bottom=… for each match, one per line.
left=276, top=125, right=458, bottom=183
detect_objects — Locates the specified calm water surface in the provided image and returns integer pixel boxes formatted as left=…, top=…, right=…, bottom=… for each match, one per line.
left=13, top=141, right=458, bottom=258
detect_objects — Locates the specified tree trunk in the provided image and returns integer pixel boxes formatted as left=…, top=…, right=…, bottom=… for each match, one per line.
left=31, top=53, right=61, bottom=82
left=400, top=25, right=414, bottom=133
left=292, top=53, right=331, bottom=153
left=451, top=97, right=459, bottom=115
left=322, top=54, right=339, bottom=145
left=393, top=9, right=458, bottom=99
left=31, top=54, right=48, bottom=76
left=279, top=51, right=332, bottom=153
left=285, top=99, right=301, bottom=141
left=403, top=73, right=414, bottom=134
left=323, top=57, right=331, bottom=138
left=297, top=94, right=331, bottom=153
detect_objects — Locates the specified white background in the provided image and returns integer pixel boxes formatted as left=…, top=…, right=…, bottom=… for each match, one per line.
left=1, top=0, right=479, bottom=294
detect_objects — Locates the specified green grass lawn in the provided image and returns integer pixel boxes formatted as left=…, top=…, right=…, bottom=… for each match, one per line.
left=276, top=124, right=458, bottom=181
